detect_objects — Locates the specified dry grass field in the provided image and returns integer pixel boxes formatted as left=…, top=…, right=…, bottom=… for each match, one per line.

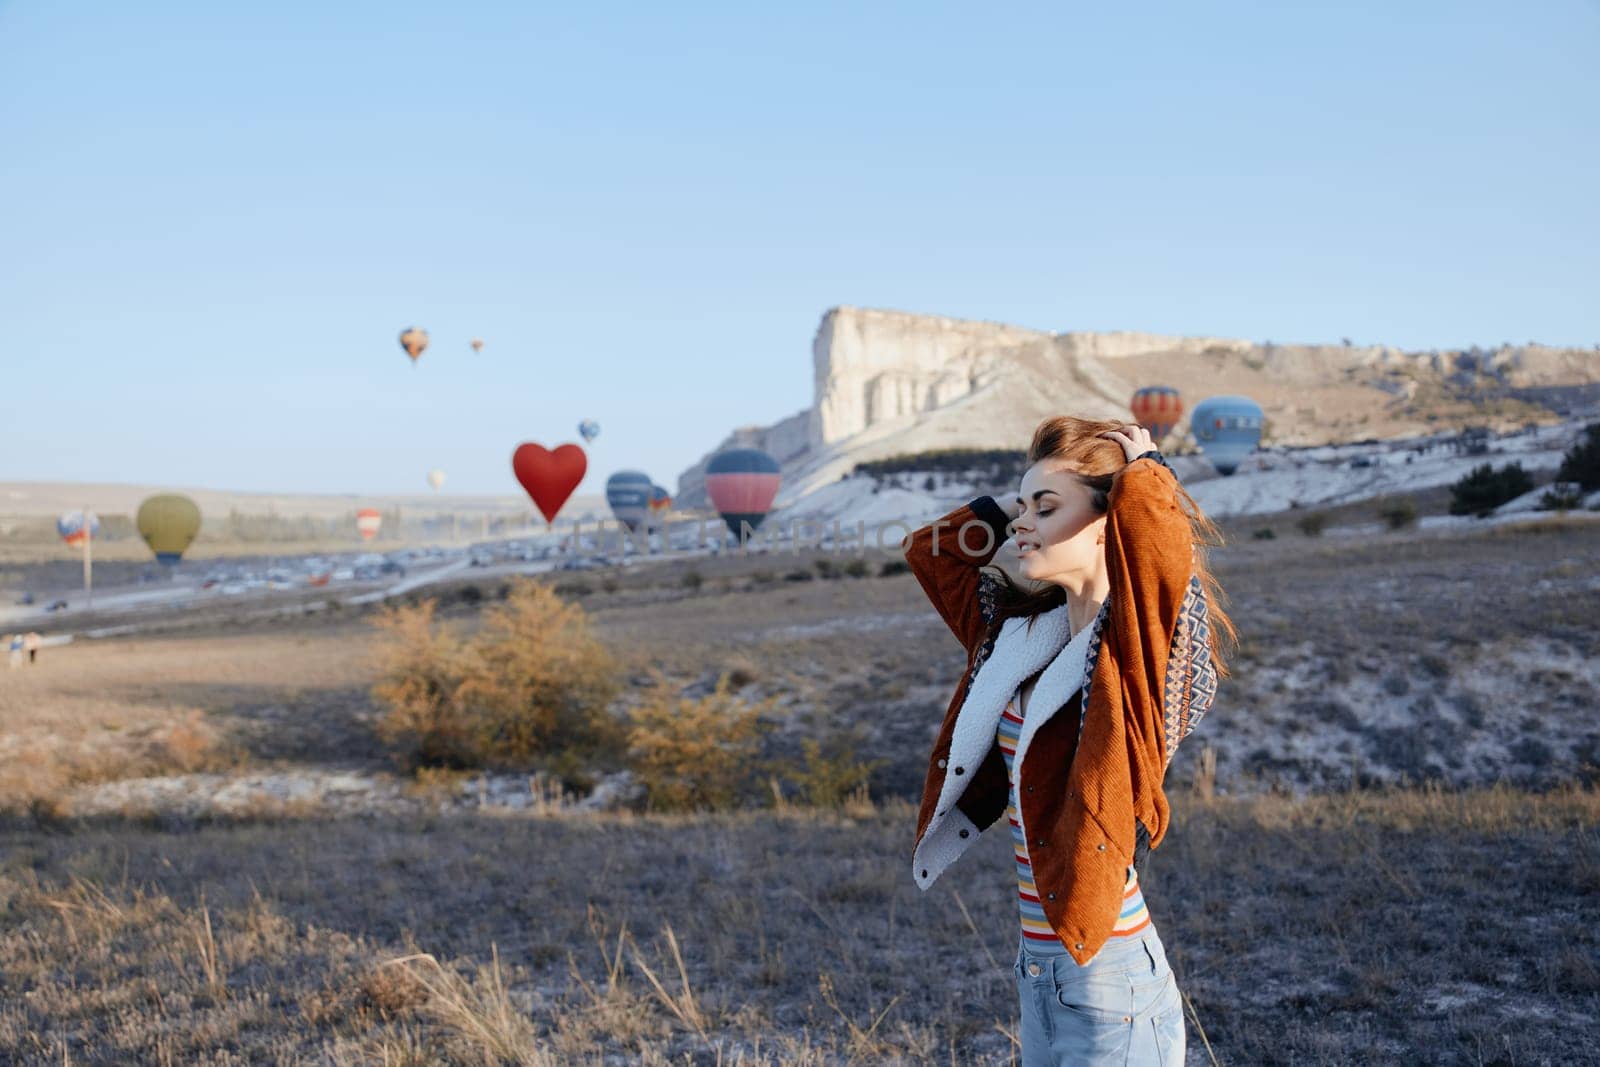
left=2, top=516, right=1598, bottom=1064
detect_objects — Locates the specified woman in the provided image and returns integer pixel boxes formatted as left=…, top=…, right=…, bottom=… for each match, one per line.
left=904, top=416, right=1233, bottom=1066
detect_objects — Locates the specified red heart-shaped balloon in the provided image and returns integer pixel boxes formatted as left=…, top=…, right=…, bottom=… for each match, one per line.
left=512, top=442, right=587, bottom=523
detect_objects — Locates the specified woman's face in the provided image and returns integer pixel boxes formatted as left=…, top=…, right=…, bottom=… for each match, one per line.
left=1010, top=460, right=1106, bottom=585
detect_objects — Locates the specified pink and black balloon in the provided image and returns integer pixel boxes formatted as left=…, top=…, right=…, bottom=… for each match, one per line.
left=704, top=448, right=781, bottom=538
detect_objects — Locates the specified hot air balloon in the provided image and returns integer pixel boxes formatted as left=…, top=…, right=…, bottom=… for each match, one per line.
left=427, top=469, right=447, bottom=492
left=705, top=448, right=781, bottom=538
left=356, top=508, right=383, bottom=541
left=512, top=442, right=588, bottom=524
left=1190, top=395, right=1264, bottom=476
left=649, top=485, right=672, bottom=516
left=137, top=494, right=201, bottom=564
left=578, top=419, right=600, bottom=443
left=399, top=327, right=429, bottom=365
left=605, top=471, right=653, bottom=532
left=1130, top=385, right=1184, bottom=442
left=470, top=338, right=484, bottom=354
left=57, top=510, right=101, bottom=549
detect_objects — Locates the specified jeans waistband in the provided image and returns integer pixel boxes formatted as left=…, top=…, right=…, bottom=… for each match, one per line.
left=1018, top=927, right=1167, bottom=978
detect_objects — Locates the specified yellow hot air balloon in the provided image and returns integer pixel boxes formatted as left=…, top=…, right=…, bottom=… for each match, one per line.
left=137, top=494, right=202, bottom=564
left=399, top=327, right=429, bottom=365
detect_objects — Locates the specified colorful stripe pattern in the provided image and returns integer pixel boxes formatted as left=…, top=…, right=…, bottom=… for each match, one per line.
left=998, top=689, right=1151, bottom=955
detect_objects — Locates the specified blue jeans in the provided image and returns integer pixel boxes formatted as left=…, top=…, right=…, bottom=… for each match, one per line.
left=1013, top=929, right=1186, bottom=1066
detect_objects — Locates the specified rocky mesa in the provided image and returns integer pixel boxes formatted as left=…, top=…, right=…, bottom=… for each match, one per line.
left=676, top=306, right=1599, bottom=511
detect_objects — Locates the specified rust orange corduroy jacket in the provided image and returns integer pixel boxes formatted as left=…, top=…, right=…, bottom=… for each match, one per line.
left=905, top=457, right=1219, bottom=965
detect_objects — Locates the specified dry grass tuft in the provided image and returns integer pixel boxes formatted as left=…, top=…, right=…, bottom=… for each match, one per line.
left=382, top=945, right=552, bottom=1066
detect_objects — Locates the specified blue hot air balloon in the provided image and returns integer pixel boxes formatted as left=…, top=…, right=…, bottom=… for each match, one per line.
left=705, top=448, right=781, bottom=537
left=605, top=470, right=654, bottom=532
left=1190, top=395, right=1264, bottom=476
left=578, top=419, right=601, bottom=443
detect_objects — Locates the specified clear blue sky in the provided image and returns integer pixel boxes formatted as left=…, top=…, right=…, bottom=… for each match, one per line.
left=2, top=1, right=1596, bottom=496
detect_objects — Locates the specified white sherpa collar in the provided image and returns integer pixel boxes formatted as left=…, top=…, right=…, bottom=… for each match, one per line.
left=912, top=598, right=1103, bottom=889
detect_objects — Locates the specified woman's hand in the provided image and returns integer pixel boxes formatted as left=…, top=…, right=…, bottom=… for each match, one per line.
left=1099, top=424, right=1156, bottom=464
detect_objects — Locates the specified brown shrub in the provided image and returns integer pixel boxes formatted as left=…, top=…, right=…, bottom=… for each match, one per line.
left=371, top=582, right=621, bottom=778
left=783, top=727, right=884, bottom=809
left=626, top=673, right=774, bottom=811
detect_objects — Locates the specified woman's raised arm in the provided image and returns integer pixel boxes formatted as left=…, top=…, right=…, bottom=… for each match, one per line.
left=903, top=496, right=1015, bottom=655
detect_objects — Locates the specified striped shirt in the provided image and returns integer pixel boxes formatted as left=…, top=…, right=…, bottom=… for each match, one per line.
left=998, top=685, right=1151, bottom=956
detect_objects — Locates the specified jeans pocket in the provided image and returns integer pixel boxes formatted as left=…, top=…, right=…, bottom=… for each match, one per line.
left=1150, top=987, right=1186, bottom=1067
left=1051, top=976, right=1134, bottom=1062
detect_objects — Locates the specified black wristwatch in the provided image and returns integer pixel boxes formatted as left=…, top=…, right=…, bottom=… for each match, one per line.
left=1134, top=449, right=1174, bottom=473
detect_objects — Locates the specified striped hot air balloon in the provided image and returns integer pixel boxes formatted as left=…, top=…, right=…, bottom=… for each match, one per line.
left=137, top=494, right=201, bottom=564
left=578, top=419, right=600, bottom=443
left=1190, top=395, right=1264, bottom=476
left=705, top=448, right=781, bottom=537
left=605, top=471, right=654, bottom=532
left=1130, top=386, right=1184, bottom=442
left=356, top=508, right=383, bottom=541
left=57, top=510, right=101, bottom=549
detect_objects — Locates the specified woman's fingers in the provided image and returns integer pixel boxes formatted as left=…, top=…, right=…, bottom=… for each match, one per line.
left=1100, top=425, right=1153, bottom=461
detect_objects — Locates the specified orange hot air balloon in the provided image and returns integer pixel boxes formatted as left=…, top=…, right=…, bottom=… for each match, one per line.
left=399, top=327, right=429, bottom=365
left=470, top=337, right=485, bottom=354
left=1130, top=386, right=1184, bottom=442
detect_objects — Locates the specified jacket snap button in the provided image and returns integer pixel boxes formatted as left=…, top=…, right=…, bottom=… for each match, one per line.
left=1034, top=839, right=1045, bottom=847
left=959, top=829, right=969, bottom=839
left=936, top=758, right=947, bottom=769
left=953, top=766, right=964, bottom=776
left=1046, top=892, right=1056, bottom=901
left=1074, top=942, right=1084, bottom=951
left=1026, top=785, right=1034, bottom=793
left=1096, top=844, right=1106, bottom=852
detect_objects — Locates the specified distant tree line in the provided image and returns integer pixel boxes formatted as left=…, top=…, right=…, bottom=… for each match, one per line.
left=853, top=447, right=1029, bottom=483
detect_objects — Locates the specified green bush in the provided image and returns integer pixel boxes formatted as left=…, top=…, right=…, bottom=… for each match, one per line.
left=879, top=559, right=911, bottom=576
left=1540, top=483, right=1585, bottom=512
left=1376, top=498, right=1418, bottom=530
left=680, top=569, right=703, bottom=590
left=1295, top=512, right=1329, bottom=537
left=1449, top=462, right=1534, bottom=517
left=1556, top=423, right=1600, bottom=492
left=784, top=568, right=814, bottom=583
left=813, top=558, right=837, bottom=579
left=842, top=559, right=869, bottom=578
left=1251, top=528, right=1276, bottom=541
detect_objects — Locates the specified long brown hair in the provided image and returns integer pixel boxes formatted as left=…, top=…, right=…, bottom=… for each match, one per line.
left=984, top=415, right=1236, bottom=676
